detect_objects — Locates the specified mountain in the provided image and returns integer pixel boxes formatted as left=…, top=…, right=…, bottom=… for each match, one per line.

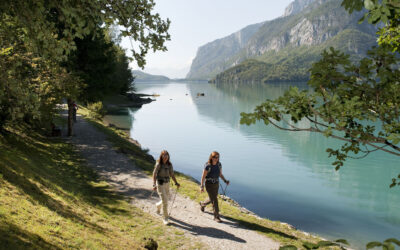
left=186, top=22, right=265, bottom=80
left=132, top=70, right=170, bottom=82
left=187, top=0, right=377, bottom=82
left=282, top=0, right=315, bottom=17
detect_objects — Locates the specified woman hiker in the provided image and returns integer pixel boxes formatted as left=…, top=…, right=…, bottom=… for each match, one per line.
left=199, top=151, right=230, bottom=223
left=152, top=150, right=180, bottom=225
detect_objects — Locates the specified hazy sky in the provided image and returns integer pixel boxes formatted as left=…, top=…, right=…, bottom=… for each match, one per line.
left=121, top=0, right=293, bottom=78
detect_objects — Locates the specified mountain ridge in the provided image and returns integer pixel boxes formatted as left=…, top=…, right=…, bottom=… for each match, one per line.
left=132, top=70, right=170, bottom=82
left=186, top=21, right=265, bottom=80
left=187, top=0, right=377, bottom=82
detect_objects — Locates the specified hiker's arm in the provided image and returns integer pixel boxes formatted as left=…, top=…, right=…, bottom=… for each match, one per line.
left=170, top=166, right=179, bottom=187
left=219, top=169, right=229, bottom=185
left=152, top=164, right=160, bottom=188
left=200, top=169, right=207, bottom=192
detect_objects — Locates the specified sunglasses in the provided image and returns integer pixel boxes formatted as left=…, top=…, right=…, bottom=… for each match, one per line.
left=212, top=156, right=219, bottom=159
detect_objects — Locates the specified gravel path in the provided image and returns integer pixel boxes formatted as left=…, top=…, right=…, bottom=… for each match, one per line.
left=67, top=114, right=280, bottom=250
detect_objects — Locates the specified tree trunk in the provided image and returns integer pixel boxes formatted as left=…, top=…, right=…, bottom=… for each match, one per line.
left=67, top=98, right=73, bottom=136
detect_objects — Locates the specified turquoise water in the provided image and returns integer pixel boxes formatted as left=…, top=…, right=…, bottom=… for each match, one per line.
left=105, top=81, right=399, bottom=248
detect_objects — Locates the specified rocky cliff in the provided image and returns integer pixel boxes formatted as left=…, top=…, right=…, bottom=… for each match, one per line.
left=282, top=0, right=316, bottom=17
left=186, top=22, right=264, bottom=80
left=186, top=0, right=377, bottom=81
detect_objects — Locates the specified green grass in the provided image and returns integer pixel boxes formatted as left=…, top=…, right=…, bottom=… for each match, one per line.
left=0, top=125, right=203, bottom=249
left=78, top=107, right=343, bottom=249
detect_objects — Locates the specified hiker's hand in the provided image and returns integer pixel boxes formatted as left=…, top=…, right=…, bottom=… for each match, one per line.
left=200, top=186, right=204, bottom=192
left=225, top=180, right=230, bottom=185
left=153, top=184, right=157, bottom=191
left=175, top=182, right=180, bottom=188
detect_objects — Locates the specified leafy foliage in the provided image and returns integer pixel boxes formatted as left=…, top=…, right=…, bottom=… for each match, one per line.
left=65, top=29, right=134, bottom=102
left=0, top=0, right=170, bottom=65
left=341, top=0, right=400, bottom=52
left=241, top=0, right=400, bottom=187
left=0, top=0, right=169, bottom=131
left=87, top=102, right=106, bottom=120
left=366, top=238, right=400, bottom=249
left=0, top=16, right=81, bottom=129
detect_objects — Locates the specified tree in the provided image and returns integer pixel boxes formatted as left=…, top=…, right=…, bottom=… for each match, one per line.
left=65, top=29, right=133, bottom=102
left=0, top=15, right=82, bottom=131
left=0, top=0, right=170, bottom=65
left=240, top=0, right=400, bottom=187
left=0, top=0, right=170, bottom=134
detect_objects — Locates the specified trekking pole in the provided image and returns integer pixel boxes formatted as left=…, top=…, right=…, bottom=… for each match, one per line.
left=219, top=182, right=228, bottom=196
left=148, top=189, right=156, bottom=199
left=219, top=183, right=226, bottom=196
left=223, top=183, right=228, bottom=196
left=168, top=187, right=178, bottom=217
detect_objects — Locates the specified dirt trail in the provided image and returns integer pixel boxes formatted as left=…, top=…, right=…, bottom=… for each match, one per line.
left=67, top=114, right=280, bottom=250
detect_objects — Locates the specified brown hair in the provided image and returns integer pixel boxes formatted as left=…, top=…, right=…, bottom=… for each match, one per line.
left=207, top=151, right=220, bottom=165
left=157, top=150, right=171, bottom=166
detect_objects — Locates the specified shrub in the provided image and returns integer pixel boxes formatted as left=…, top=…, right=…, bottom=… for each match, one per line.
left=87, top=101, right=106, bottom=120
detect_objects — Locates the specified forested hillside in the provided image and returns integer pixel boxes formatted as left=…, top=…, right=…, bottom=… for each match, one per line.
left=132, top=70, right=170, bottom=82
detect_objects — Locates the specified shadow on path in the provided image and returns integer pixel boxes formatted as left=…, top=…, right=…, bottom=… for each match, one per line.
left=224, top=215, right=297, bottom=240
left=169, top=217, right=246, bottom=243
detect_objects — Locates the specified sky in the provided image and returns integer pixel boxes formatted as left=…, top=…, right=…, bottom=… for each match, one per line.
left=121, top=0, right=293, bottom=79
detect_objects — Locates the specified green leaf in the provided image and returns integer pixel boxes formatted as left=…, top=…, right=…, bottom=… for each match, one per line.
left=383, top=242, right=395, bottom=250
left=366, top=241, right=382, bottom=249
left=384, top=238, right=400, bottom=246
left=368, top=9, right=381, bottom=23
left=323, top=128, right=333, bottom=137
left=386, top=133, right=400, bottom=145
left=364, top=0, right=375, bottom=10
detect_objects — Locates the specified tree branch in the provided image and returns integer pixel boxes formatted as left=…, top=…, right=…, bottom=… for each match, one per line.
left=263, top=114, right=400, bottom=157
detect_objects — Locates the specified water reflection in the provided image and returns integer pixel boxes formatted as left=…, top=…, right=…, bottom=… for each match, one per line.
left=109, top=82, right=399, bottom=247
left=186, top=81, right=400, bottom=243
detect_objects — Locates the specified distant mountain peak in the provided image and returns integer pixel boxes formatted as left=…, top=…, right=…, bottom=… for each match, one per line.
left=282, top=0, right=316, bottom=17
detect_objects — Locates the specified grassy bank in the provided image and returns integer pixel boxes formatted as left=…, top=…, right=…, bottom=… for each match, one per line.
left=79, top=107, right=343, bottom=249
left=0, top=125, right=202, bottom=249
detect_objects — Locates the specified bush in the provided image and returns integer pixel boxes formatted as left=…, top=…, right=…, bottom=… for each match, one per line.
left=87, top=102, right=106, bottom=120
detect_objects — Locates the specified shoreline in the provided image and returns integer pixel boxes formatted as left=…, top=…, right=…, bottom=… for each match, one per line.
left=102, top=93, right=156, bottom=110
left=96, top=98, right=345, bottom=249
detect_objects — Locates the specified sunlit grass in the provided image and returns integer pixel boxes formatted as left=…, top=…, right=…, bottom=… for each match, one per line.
left=0, top=126, right=202, bottom=249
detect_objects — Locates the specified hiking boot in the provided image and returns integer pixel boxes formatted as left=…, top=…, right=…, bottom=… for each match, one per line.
left=199, top=202, right=205, bottom=212
left=163, top=218, right=169, bottom=225
left=214, top=217, right=222, bottom=223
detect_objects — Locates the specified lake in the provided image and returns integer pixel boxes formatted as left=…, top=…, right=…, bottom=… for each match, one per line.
left=105, top=81, right=400, bottom=248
